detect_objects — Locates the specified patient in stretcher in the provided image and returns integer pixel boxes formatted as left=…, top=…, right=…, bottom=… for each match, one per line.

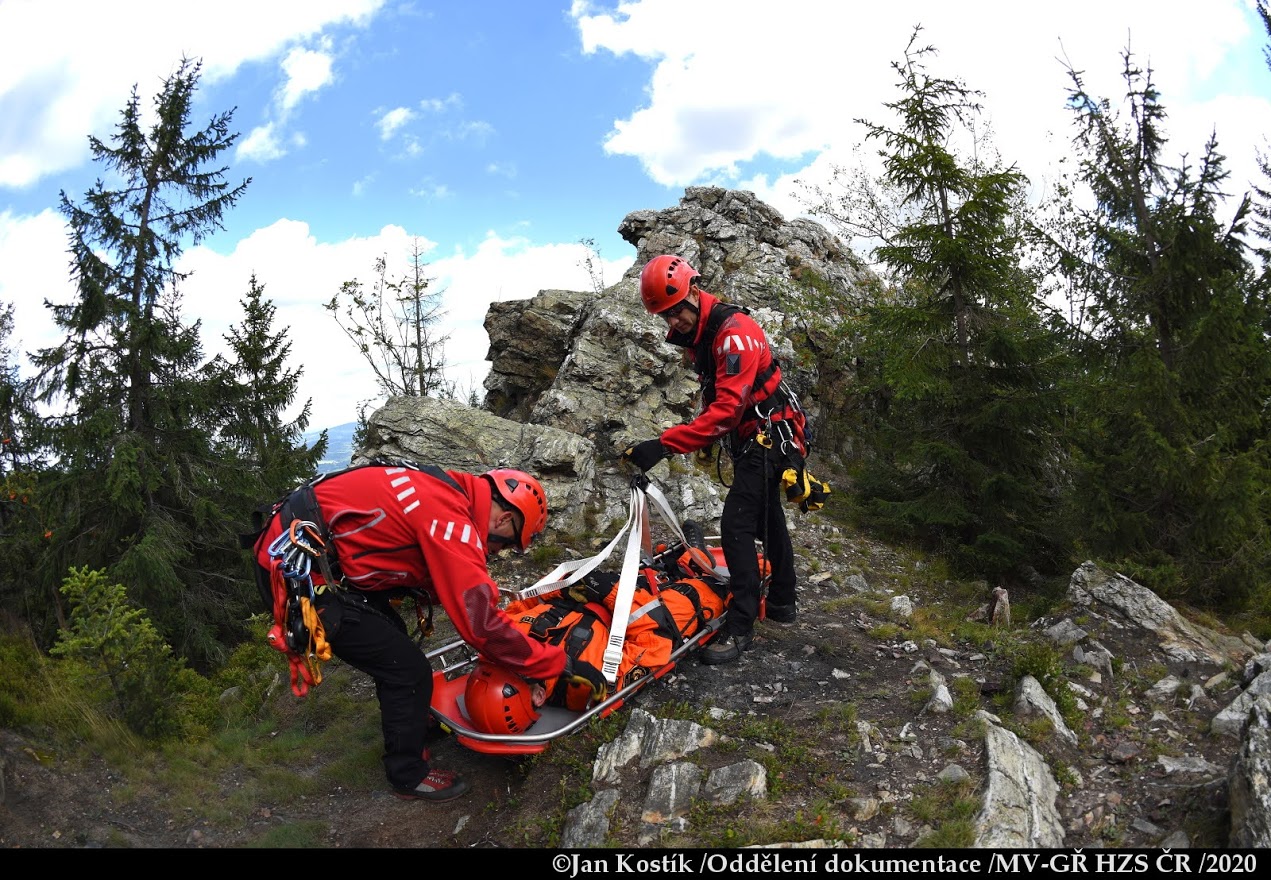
left=465, top=562, right=730, bottom=733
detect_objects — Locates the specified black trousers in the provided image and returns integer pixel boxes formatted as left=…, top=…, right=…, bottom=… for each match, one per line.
left=315, top=591, right=433, bottom=791
left=719, top=446, right=796, bottom=637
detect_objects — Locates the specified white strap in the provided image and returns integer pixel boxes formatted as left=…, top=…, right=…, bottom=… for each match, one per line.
left=508, top=476, right=712, bottom=684
left=601, top=486, right=645, bottom=684
left=644, top=481, right=690, bottom=548
left=514, top=489, right=639, bottom=600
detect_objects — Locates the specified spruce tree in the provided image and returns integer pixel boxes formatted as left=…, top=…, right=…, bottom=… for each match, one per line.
left=215, top=273, right=325, bottom=494
left=0, top=301, right=53, bottom=633
left=1048, top=48, right=1271, bottom=611
left=29, top=57, right=253, bottom=666
left=812, top=30, right=1071, bottom=581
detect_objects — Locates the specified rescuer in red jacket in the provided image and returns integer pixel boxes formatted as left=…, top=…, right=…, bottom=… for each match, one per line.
left=254, top=465, right=595, bottom=801
left=622, top=255, right=807, bottom=665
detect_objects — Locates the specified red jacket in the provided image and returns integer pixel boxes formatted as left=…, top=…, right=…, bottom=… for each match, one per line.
left=256, top=466, right=565, bottom=681
left=660, top=291, right=804, bottom=455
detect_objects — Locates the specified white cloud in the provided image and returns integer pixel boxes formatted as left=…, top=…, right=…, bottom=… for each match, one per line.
left=450, top=120, right=496, bottom=143
left=419, top=94, right=463, bottom=113
left=0, top=208, right=76, bottom=360
left=279, top=43, right=335, bottom=112
left=377, top=107, right=416, bottom=140
left=1, top=214, right=634, bottom=431
left=0, top=0, right=385, bottom=187
left=574, top=0, right=1270, bottom=228
left=407, top=181, right=453, bottom=200
left=237, top=123, right=286, bottom=163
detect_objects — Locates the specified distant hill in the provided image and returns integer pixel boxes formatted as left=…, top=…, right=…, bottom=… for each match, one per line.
left=305, top=421, right=358, bottom=474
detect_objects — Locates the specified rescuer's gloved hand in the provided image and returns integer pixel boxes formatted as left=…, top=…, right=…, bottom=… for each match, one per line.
left=622, top=438, right=668, bottom=472
left=563, top=656, right=608, bottom=703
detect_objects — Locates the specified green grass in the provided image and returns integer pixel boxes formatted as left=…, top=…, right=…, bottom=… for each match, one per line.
left=689, top=797, right=852, bottom=848
left=868, top=622, right=905, bottom=640
left=909, top=777, right=979, bottom=847
left=949, top=676, right=982, bottom=718
left=246, top=820, right=331, bottom=848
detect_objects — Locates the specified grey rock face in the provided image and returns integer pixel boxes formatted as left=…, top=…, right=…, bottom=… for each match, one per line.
left=1067, top=562, right=1248, bottom=665
left=355, top=394, right=602, bottom=541
left=974, top=723, right=1064, bottom=848
left=1229, top=696, right=1271, bottom=847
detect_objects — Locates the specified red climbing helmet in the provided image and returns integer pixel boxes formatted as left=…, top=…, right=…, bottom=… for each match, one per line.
left=484, top=468, right=548, bottom=553
left=464, top=660, right=541, bottom=734
left=639, top=255, right=699, bottom=315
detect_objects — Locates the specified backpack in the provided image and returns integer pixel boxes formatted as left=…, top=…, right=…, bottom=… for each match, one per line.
left=658, top=577, right=728, bottom=640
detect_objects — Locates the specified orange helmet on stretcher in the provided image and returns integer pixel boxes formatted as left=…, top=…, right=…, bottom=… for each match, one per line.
left=464, top=660, right=540, bottom=734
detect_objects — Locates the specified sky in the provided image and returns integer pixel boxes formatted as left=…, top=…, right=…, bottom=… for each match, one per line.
left=2, top=0, right=1269, bottom=431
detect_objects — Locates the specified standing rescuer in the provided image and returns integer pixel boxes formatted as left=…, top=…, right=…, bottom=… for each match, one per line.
left=252, top=464, right=604, bottom=801
left=621, top=255, right=809, bottom=665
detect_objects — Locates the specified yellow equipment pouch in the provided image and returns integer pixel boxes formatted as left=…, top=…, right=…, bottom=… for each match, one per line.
left=778, top=452, right=832, bottom=513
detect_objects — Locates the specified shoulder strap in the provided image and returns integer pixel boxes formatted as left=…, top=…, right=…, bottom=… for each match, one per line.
left=693, top=301, right=745, bottom=378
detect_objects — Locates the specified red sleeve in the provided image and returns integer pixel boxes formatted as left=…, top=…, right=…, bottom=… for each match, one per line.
left=660, top=312, right=771, bottom=454
left=415, top=486, right=566, bottom=681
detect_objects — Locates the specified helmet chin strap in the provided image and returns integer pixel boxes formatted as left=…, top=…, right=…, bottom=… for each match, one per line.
left=487, top=531, right=517, bottom=551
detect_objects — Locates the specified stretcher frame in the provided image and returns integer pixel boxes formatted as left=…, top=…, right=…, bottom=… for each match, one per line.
left=427, top=476, right=765, bottom=756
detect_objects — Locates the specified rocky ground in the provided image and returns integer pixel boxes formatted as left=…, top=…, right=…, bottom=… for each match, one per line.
left=1, top=513, right=1262, bottom=850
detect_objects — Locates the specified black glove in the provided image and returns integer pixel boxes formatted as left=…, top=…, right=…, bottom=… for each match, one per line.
left=801, top=477, right=831, bottom=513
left=622, top=438, right=668, bottom=472
left=563, top=655, right=608, bottom=703
left=569, top=569, right=618, bottom=605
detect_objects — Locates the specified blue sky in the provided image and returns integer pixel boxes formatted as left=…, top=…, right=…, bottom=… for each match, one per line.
left=2, top=0, right=1269, bottom=430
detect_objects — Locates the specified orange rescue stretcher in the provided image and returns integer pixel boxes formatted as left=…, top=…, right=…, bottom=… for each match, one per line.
left=427, top=475, right=769, bottom=756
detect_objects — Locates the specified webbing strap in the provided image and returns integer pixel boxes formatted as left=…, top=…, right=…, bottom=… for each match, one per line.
left=516, top=495, right=640, bottom=600
left=644, top=482, right=690, bottom=550
left=601, top=486, right=645, bottom=684
left=510, top=477, right=723, bottom=684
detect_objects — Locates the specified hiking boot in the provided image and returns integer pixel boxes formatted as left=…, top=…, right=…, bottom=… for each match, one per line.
left=700, top=631, right=753, bottom=666
left=393, top=768, right=470, bottom=802
left=765, top=603, right=797, bottom=623
left=681, top=519, right=709, bottom=553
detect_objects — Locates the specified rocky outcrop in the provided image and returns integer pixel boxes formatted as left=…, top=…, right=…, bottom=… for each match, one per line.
left=974, top=721, right=1064, bottom=848
left=354, top=394, right=609, bottom=540
left=483, top=186, right=872, bottom=449
left=615, top=186, right=869, bottom=313
left=369, top=187, right=872, bottom=538
left=1229, top=696, right=1271, bottom=847
left=487, top=188, right=868, bottom=508
left=1067, top=562, right=1252, bottom=666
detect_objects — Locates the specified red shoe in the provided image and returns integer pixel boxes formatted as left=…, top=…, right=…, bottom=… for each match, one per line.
left=393, top=768, right=470, bottom=802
